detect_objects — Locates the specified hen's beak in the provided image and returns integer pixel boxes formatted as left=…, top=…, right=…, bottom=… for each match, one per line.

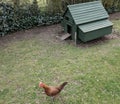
left=39, top=82, right=43, bottom=87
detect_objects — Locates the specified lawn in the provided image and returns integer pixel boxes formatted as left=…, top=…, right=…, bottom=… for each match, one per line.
left=113, top=19, right=120, bottom=32
left=0, top=20, right=120, bottom=104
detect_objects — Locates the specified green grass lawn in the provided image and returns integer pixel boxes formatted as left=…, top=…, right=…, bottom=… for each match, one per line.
left=0, top=21, right=120, bottom=104
left=113, top=19, right=120, bottom=32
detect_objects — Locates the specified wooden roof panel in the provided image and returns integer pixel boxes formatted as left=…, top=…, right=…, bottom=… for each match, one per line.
left=67, top=1, right=109, bottom=25
left=79, top=19, right=113, bottom=33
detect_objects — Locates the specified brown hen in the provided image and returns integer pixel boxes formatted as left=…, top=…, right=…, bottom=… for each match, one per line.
left=39, top=82, right=68, bottom=97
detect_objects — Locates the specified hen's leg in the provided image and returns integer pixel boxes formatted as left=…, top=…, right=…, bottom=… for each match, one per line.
left=59, top=94, right=65, bottom=104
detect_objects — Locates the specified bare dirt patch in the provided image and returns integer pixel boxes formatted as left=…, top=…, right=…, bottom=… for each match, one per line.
left=109, top=12, right=120, bottom=20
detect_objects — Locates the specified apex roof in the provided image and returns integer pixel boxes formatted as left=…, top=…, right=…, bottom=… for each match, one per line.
left=67, top=1, right=109, bottom=25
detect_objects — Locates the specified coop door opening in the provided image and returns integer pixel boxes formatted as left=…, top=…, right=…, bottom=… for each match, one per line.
left=67, top=25, right=72, bottom=34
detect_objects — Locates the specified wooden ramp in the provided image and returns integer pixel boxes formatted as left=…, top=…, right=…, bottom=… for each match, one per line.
left=56, top=33, right=71, bottom=40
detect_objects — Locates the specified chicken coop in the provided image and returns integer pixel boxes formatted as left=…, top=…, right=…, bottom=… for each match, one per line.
left=61, top=1, right=113, bottom=42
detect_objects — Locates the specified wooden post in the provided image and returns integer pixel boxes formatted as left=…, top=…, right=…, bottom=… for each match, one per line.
left=75, top=32, right=77, bottom=46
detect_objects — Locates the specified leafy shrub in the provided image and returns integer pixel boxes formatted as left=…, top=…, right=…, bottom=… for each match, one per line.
left=0, top=3, right=14, bottom=36
left=102, top=0, right=120, bottom=13
left=48, top=0, right=120, bottom=13
left=0, top=2, right=62, bottom=36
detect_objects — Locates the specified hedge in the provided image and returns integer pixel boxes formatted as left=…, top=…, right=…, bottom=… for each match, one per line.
left=0, top=3, right=62, bottom=36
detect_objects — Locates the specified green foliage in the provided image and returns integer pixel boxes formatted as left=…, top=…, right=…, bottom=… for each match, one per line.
left=47, top=0, right=120, bottom=13
left=102, top=0, right=120, bottom=13
left=0, top=3, right=14, bottom=36
left=0, top=2, right=62, bottom=36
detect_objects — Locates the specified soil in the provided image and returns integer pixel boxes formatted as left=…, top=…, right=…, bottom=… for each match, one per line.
left=0, top=12, right=120, bottom=48
left=109, top=12, right=120, bottom=20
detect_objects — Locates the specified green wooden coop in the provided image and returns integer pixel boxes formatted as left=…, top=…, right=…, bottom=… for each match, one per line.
left=61, top=1, right=113, bottom=42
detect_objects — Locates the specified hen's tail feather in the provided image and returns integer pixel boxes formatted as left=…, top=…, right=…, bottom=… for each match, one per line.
left=58, top=82, right=68, bottom=91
